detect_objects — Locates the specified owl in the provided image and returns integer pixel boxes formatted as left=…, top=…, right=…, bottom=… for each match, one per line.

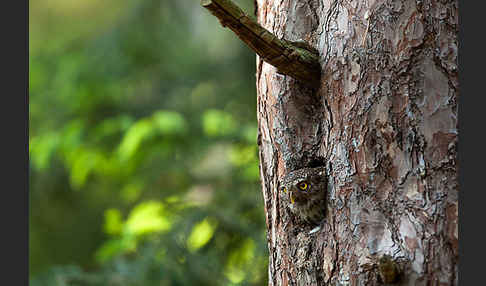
left=377, top=255, right=400, bottom=284
left=280, top=166, right=327, bottom=225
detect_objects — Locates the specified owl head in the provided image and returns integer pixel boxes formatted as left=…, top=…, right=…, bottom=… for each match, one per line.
left=280, top=167, right=326, bottom=205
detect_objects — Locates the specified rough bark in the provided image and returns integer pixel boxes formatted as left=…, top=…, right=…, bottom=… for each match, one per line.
left=255, top=0, right=458, bottom=285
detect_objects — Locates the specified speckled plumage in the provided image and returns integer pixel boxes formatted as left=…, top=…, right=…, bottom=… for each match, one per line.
left=280, top=167, right=327, bottom=225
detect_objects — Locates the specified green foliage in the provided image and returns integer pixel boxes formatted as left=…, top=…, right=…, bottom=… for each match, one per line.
left=202, top=109, right=237, bottom=137
left=187, top=217, right=218, bottom=253
left=29, top=0, right=267, bottom=285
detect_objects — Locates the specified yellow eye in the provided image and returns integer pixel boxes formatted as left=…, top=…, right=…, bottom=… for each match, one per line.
left=282, top=187, right=287, bottom=193
left=298, top=182, right=308, bottom=190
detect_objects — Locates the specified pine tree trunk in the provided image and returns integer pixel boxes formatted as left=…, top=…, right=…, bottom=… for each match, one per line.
left=255, top=0, right=458, bottom=285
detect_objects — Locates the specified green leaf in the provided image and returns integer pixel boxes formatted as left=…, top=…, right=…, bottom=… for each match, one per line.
left=68, top=148, right=105, bottom=189
left=124, top=201, right=172, bottom=236
left=202, top=109, right=237, bottom=137
left=117, top=119, right=154, bottom=161
left=29, top=132, right=60, bottom=170
left=152, top=110, right=187, bottom=135
left=103, top=208, right=123, bottom=235
left=186, top=217, right=218, bottom=253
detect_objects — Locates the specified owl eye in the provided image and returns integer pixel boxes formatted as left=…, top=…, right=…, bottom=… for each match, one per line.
left=282, top=187, right=287, bottom=193
left=298, top=182, right=309, bottom=190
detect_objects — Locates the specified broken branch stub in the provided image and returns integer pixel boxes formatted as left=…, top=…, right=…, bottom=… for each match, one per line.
left=201, top=0, right=321, bottom=88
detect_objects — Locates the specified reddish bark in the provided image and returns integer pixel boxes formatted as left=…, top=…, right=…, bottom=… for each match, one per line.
left=255, top=0, right=458, bottom=285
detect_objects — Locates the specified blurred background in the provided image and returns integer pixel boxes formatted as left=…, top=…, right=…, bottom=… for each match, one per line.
left=29, top=0, right=267, bottom=285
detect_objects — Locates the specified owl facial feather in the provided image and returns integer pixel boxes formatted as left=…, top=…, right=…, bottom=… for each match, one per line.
left=280, top=166, right=327, bottom=225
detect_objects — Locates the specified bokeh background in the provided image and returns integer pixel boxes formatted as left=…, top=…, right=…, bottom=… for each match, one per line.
left=29, top=0, right=268, bottom=285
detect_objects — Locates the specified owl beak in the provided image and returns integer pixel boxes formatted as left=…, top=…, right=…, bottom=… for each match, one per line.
left=290, top=192, right=295, bottom=204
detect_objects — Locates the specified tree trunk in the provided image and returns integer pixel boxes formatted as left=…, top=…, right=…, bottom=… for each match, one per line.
left=255, top=0, right=458, bottom=285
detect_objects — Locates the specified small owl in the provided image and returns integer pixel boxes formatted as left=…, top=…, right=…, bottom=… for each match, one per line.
left=378, top=255, right=400, bottom=284
left=280, top=166, right=327, bottom=225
